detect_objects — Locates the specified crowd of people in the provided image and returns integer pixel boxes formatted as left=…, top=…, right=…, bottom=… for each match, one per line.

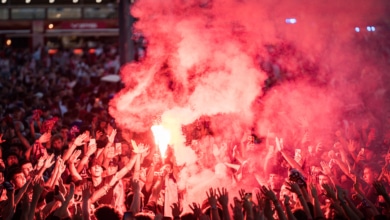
left=1, top=43, right=390, bottom=220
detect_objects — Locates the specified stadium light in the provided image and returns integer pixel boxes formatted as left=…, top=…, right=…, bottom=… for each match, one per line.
left=285, top=18, right=297, bottom=24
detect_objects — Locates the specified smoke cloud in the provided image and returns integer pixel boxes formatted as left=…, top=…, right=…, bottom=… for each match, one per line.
left=110, top=0, right=390, bottom=208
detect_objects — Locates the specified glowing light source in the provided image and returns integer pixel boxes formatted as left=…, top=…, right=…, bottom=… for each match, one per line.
left=96, top=0, right=102, bottom=3
left=49, top=0, right=54, bottom=3
left=151, top=125, right=171, bottom=158
left=6, top=39, right=11, bottom=46
left=73, top=48, right=83, bottom=55
left=1, top=0, right=7, bottom=4
left=25, top=0, right=31, bottom=3
left=285, top=18, right=297, bottom=24
left=48, top=49, right=57, bottom=55
left=366, top=26, right=376, bottom=32
left=48, top=23, right=54, bottom=29
left=355, top=27, right=360, bottom=32
left=73, top=0, right=78, bottom=2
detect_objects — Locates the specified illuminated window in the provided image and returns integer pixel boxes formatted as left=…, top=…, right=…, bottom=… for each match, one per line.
left=48, top=8, right=81, bottom=19
left=11, top=8, right=45, bottom=19
left=84, top=7, right=116, bottom=19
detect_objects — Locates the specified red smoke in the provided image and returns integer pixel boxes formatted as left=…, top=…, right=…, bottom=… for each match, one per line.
left=110, top=0, right=390, bottom=207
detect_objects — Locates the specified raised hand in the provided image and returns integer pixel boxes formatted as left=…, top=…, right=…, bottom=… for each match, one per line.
left=260, top=185, right=278, bottom=202
left=74, top=133, right=88, bottom=146
left=347, top=140, right=357, bottom=153
left=44, top=154, right=55, bottom=168
left=238, top=189, right=246, bottom=201
left=81, top=182, right=92, bottom=201
left=107, top=129, right=117, bottom=144
left=131, top=178, right=140, bottom=193
left=85, top=143, right=97, bottom=157
left=38, top=132, right=51, bottom=144
left=230, top=197, right=243, bottom=220
left=36, top=155, right=46, bottom=169
left=285, top=181, right=301, bottom=195
left=171, top=203, right=183, bottom=218
left=320, top=161, right=332, bottom=176
left=206, top=188, right=218, bottom=209
left=373, top=181, right=388, bottom=197
left=321, top=183, right=337, bottom=200
left=189, top=203, right=202, bottom=218
left=217, top=187, right=229, bottom=207
left=58, top=157, right=66, bottom=174
left=68, top=150, right=81, bottom=164
left=133, top=142, right=149, bottom=154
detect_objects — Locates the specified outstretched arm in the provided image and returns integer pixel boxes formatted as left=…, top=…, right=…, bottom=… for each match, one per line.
left=276, top=137, right=305, bottom=175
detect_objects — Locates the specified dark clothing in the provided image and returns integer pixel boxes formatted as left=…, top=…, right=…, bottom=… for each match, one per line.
left=90, top=175, right=116, bottom=206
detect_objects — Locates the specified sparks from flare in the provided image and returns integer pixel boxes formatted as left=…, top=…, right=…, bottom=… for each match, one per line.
left=151, top=125, right=171, bottom=159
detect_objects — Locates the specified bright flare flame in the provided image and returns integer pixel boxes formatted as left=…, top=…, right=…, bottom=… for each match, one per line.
left=151, top=125, right=171, bottom=158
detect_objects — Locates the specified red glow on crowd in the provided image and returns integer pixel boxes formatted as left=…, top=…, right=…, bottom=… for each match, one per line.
left=110, top=0, right=390, bottom=213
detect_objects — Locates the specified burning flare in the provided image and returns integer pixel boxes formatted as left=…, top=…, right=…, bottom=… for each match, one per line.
left=151, top=125, right=171, bottom=158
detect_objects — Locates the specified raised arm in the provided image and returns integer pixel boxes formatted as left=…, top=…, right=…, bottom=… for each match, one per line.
left=68, top=150, right=83, bottom=181
left=216, top=188, right=231, bottom=220
left=62, top=132, right=88, bottom=162
left=206, top=188, right=221, bottom=220
left=309, top=184, right=324, bottom=220
left=261, top=185, right=287, bottom=220
left=276, top=137, right=305, bottom=175
left=28, top=178, right=45, bottom=220
left=283, top=195, right=297, bottom=220
left=336, top=185, right=361, bottom=220
left=284, top=182, right=312, bottom=220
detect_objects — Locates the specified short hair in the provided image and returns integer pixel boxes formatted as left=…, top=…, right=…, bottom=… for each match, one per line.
left=19, top=160, right=32, bottom=167
left=51, top=134, right=63, bottom=143
left=6, top=165, right=23, bottom=181
left=94, top=205, right=121, bottom=220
